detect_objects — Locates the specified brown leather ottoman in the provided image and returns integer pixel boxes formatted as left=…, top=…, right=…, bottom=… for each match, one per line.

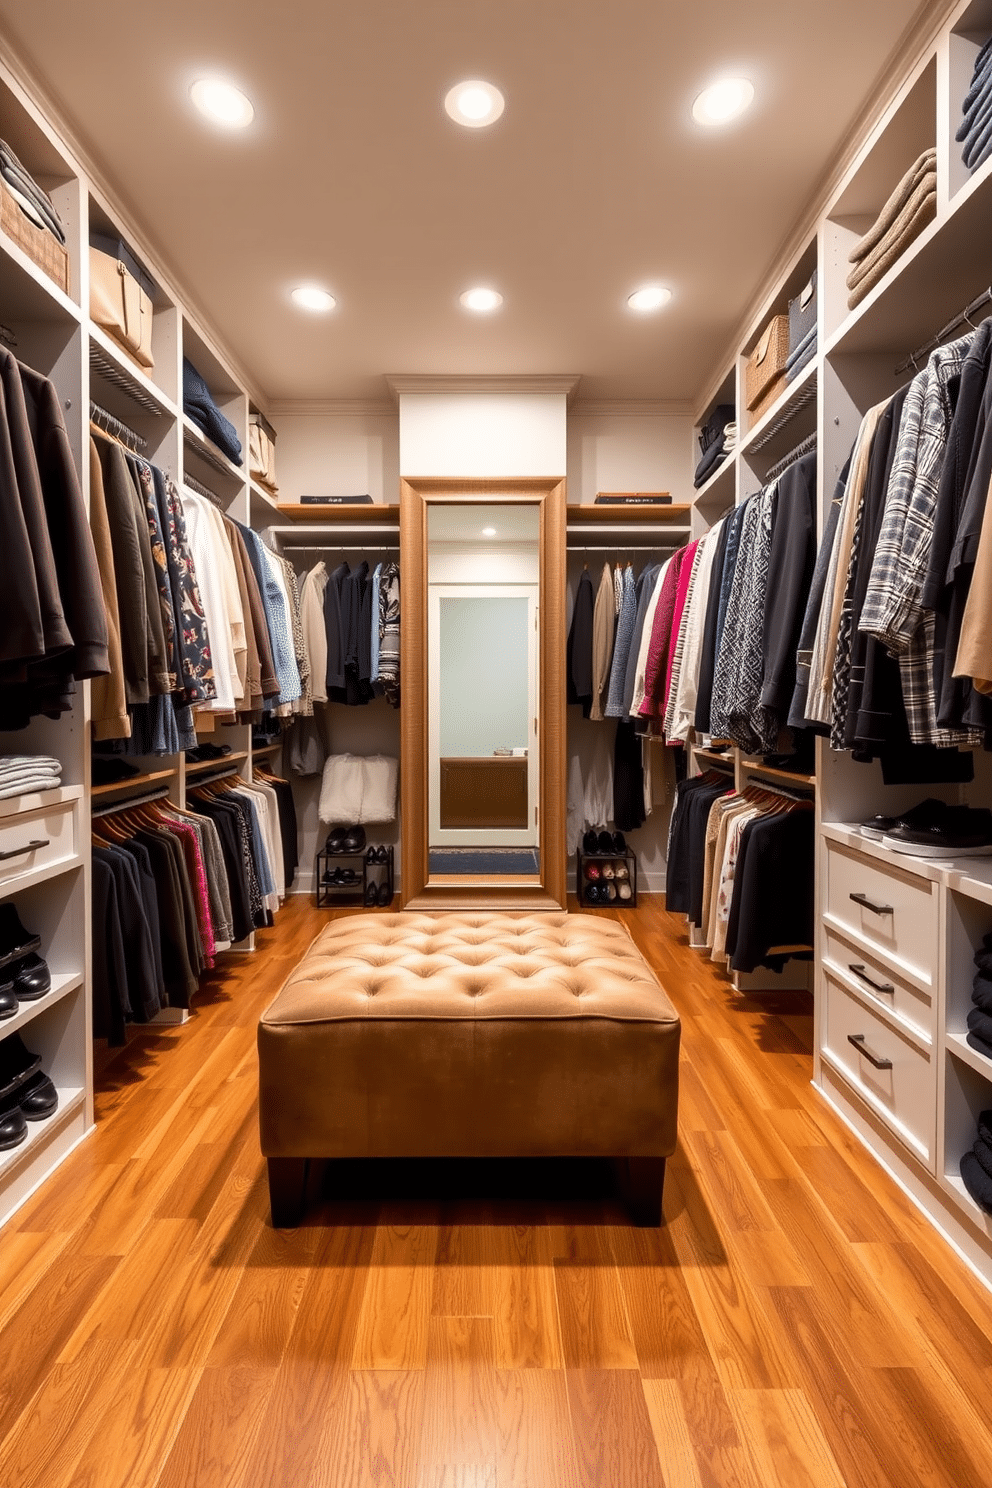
left=257, top=911, right=681, bottom=1226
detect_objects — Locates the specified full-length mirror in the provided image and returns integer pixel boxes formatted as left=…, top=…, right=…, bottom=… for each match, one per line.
left=428, top=503, right=540, bottom=875
left=401, top=478, right=566, bottom=909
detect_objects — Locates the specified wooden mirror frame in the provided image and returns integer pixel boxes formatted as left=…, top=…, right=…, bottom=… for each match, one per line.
left=400, top=476, right=566, bottom=909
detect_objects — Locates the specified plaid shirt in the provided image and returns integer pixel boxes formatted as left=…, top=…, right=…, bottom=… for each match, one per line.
left=859, top=333, right=981, bottom=745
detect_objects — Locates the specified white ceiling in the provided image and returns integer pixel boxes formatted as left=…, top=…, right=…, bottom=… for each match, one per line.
left=0, top=0, right=933, bottom=406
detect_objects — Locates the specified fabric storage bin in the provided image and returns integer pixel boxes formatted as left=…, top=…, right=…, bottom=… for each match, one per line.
left=745, top=313, right=789, bottom=410
left=89, top=232, right=156, bottom=369
left=788, top=270, right=817, bottom=353
left=249, top=411, right=278, bottom=493
left=0, top=177, right=69, bottom=294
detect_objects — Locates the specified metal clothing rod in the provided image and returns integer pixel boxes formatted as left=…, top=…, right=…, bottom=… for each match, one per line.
left=569, top=544, right=681, bottom=553
left=187, top=765, right=243, bottom=788
left=183, top=473, right=225, bottom=507
left=92, top=786, right=171, bottom=819
left=283, top=544, right=400, bottom=554
left=745, top=776, right=815, bottom=802
left=90, top=401, right=147, bottom=453
left=894, top=287, right=992, bottom=376
left=264, top=524, right=399, bottom=539
left=766, top=431, right=818, bottom=483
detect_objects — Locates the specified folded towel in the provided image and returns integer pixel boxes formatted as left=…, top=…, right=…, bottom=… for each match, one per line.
left=319, top=753, right=398, bottom=825
left=847, top=185, right=937, bottom=308
left=0, top=754, right=61, bottom=774
left=848, top=149, right=936, bottom=265
left=972, top=974, right=992, bottom=1015
left=847, top=170, right=937, bottom=288
left=722, top=422, right=738, bottom=454
left=0, top=776, right=62, bottom=800
left=961, top=1149, right=992, bottom=1212
left=962, top=38, right=992, bottom=115
left=972, top=1132, right=992, bottom=1181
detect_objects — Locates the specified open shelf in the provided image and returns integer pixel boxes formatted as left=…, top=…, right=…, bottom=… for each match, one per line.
left=0, top=972, right=85, bottom=1042
left=272, top=502, right=400, bottom=524
left=184, top=750, right=248, bottom=777
left=91, top=767, right=178, bottom=799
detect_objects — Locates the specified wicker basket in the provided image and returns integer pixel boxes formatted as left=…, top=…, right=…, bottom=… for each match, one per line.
left=748, top=370, right=788, bottom=429
left=0, top=177, right=69, bottom=296
left=745, top=313, right=789, bottom=410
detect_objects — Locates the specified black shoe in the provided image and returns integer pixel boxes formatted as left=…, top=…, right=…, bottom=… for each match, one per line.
left=325, top=826, right=348, bottom=853
left=0, top=1034, right=42, bottom=1100
left=0, top=1092, right=27, bottom=1150
left=365, top=882, right=378, bottom=907
left=9, top=953, right=50, bottom=1001
left=343, top=826, right=366, bottom=853
left=376, top=845, right=389, bottom=863
left=611, top=831, right=627, bottom=854
left=340, top=869, right=358, bottom=886
left=584, top=883, right=601, bottom=904
left=0, top=980, right=16, bottom=1020
left=596, top=830, right=613, bottom=854
left=366, top=845, right=378, bottom=864
left=883, top=807, right=992, bottom=858
left=16, top=1070, right=57, bottom=1121
left=377, top=882, right=392, bottom=907
left=0, top=904, right=41, bottom=972
left=582, top=830, right=598, bottom=855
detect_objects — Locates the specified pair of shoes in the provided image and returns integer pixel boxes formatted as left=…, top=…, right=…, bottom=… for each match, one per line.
left=0, top=906, right=51, bottom=1003
left=615, top=863, right=629, bottom=881
left=582, top=830, right=628, bottom=856
left=185, top=742, right=231, bottom=763
left=880, top=799, right=992, bottom=858
left=585, top=882, right=616, bottom=904
left=323, top=867, right=359, bottom=887
left=325, top=825, right=366, bottom=854
left=0, top=1033, right=42, bottom=1100
left=364, top=844, right=390, bottom=865
left=584, top=863, right=600, bottom=882
left=0, top=1068, right=58, bottom=1150
left=376, top=883, right=392, bottom=907
left=365, top=882, right=378, bottom=907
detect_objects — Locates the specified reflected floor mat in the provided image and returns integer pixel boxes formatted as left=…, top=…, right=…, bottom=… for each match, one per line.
left=429, top=849, right=540, bottom=875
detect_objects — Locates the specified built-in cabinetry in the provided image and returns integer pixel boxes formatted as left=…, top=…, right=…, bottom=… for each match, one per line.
left=0, top=54, right=284, bottom=1228
left=689, top=0, right=992, bottom=1283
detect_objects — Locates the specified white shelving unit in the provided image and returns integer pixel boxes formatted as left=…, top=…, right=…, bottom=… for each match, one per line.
left=0, top=52, right=284, bottom=1229
left=686, top=0, right=992, bottom=1287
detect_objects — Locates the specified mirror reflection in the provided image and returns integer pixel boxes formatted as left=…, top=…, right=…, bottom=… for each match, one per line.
left=427, top=502, right=540, bottom=878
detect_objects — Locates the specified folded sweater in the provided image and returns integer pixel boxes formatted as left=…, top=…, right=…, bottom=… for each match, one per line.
left=182, top=358, right=243, bottom=466
left=848, top=149, right=936, bottom=267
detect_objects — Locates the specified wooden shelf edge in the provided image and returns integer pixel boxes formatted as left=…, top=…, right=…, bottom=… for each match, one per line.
left=271, top=502, right=400, bottom=522
left=566, top=503, right=691, bottom=524
left=91, top=767, right=178, bottom=797
left=184, top=750, right=248, bottom=776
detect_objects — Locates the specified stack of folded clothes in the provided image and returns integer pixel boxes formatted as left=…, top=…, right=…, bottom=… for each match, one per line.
left=967, top=931, right=992, bottom=1060
left=860, top=797, right=992, bottom=857
left=786, top=269, right=817, bottom=382
left=957, top=38, right=992, bottom=175
left=183, top=357, right=243, bottom=466
left=0, top=138, right=65, bottom=246
left=847, top=149, right=937, bottom=310
left=0, top=755, right=62, bottom=800
left=693, top=403, right=735, bottom=489
left=961, top=1108, right=992, bottom=1214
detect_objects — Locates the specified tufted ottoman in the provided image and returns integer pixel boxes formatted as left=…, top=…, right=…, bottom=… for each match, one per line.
left=257, top=911, right=681, bottom=1226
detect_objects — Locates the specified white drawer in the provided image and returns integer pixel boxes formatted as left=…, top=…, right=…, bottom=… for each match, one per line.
left=0, top=798, right=77, bottom=889
left=822, top=968, right=935, bottom=1165
left=823, top=923, right=933, bottom=1042
left=824, top=840, right=937, bottom=985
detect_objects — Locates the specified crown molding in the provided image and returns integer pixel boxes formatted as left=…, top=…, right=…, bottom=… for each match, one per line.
left=268, top=399, right=396, bottom=418
left=386, top=374, right=582, bottom=401
left=571, top=399, right=694, bottom=418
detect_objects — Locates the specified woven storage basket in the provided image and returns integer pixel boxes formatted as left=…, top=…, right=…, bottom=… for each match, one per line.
left=0, top=178, right=69, bottom=295
left=745, top=313, right=789, bottom=410
left=748, top=370, right=788, bottom=428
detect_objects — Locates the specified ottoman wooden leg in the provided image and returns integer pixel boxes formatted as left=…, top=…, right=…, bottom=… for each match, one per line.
left=267, top=1157, right=309, bottom=1227
left=624, top=1157, right=666, bottom=1227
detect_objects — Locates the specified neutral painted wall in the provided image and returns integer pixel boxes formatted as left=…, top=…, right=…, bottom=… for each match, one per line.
left=270, top=410, right=399, bottom=503
left=566, top=409, right=695, bottom=505
left=399, top=393, right=567, bottom=477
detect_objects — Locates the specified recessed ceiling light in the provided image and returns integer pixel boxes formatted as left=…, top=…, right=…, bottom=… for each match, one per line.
left=481, top=526, right=497, bottom=536
left=291, top=286, right=336, bottom=313
left=460, top=287, right=503, bottom=313
left=189, top=77, right=255, bottom=129
left=691, top=77, right=755, bottom=126
left=627, top=285, right=672, bottom=313
left=444, top=80, right=505, bottom=128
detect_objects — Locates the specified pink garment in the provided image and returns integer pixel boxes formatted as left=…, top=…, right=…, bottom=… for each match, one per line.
left=167, top=819, right=216, bottom=964
left=662, top=539, right=699, bottom=718
left=639, top=546, right=686, bottom=718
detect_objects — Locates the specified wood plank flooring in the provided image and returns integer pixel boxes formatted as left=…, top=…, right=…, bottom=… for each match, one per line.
left=3, top=894, right=992, bottom=1487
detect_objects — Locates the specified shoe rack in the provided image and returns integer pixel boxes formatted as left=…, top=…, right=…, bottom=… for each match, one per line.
left=316, top=842, right=395, bottom=909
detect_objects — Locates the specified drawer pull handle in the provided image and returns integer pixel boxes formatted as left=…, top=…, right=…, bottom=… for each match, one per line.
left=0, top=838, right=49, bottom=862
left=849, top=891, right=893, bottom=916
left=848, top=1033, right=893, bottom=1070
left=849, top=963, right=895, bottom=995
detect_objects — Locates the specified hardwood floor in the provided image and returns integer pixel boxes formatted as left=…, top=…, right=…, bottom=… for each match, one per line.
left=3, top=894, right=992, bottom=1487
